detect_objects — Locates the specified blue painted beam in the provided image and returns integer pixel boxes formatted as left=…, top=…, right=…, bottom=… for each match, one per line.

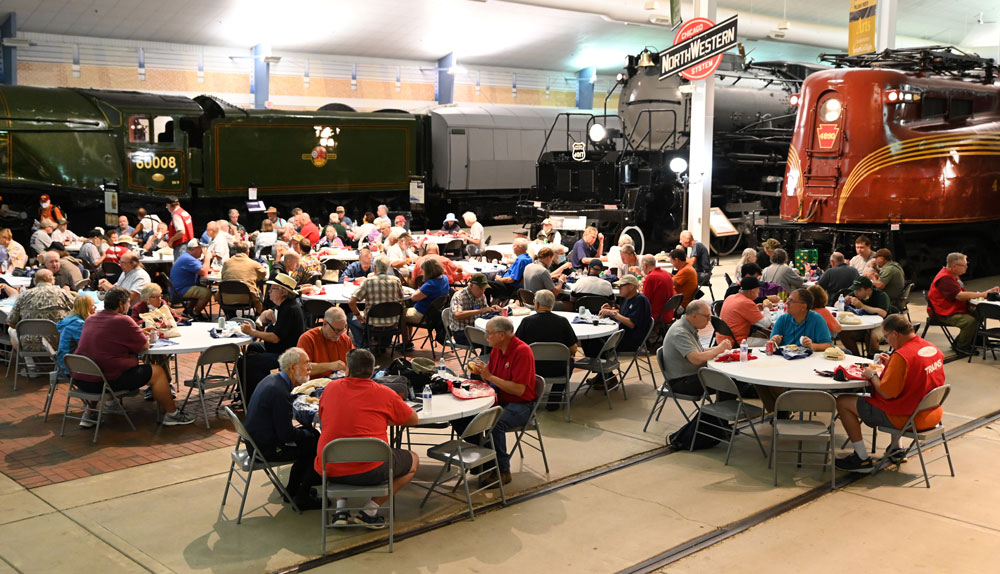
left=576, top=67, right=595, bottom=109
left=252, top=43, right=270, bottom=109
left=0, top=13, right=17, bottom=85
left=437, top=53, right=454, bottom=105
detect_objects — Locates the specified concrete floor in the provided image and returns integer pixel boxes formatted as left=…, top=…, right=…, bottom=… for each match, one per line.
left=2, top=235, right=999, bottom=573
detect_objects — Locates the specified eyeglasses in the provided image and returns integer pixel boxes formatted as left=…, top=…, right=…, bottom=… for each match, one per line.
left=689, top=312, right=711, bottom=318
left=787, top=299, right=805, bottom=305
left=325, top=321, right=347, bottom=335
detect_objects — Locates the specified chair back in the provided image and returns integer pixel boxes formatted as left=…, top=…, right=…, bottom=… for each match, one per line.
left=460, top=406, right=503, bottom=439
left=321, top=437, right=392, bottom=470
left=63, top=354, right=107, bottom=382
left=976, top=301, right=1000, bottom=322
left=441, top=307, right=456, bottom=338
left=517, top=289, right=535, bottom=306
left=710, top=315, right=735, bottom=344
left=465, top=325, right=488, bottom=347
left=483, top=250, right=503, bottom=263
left=711, top=299, right=724, bottom=317
left=529, top=342, right=571, bottom=363
left=485, top=235, right=492, bottom=246
left=102, top=261, right=123, bottom=277
left=575, top=295, right=609, bottom=314
left=324, top=258, right=347, bottom=271
left=223, top=406, right=264, bottom=453
left=598, top=329, right=625, bottom=357
left=774, top=390, right=836, bottom=414
left=15, top=319, right=59, bottom=339
left=303, top=299, right=334, bottom=324
left=196, top=343, right=242, bottom=368
left=724, top=272, right=733, bottom=287
left=914, top=384, right=950, bottom=413
left=218, top=280, right=252, bottom=297
left=656, top=346, right=705, bottom=400
left=442, top=239, right=464, bottom=256
left=697, top=367, right=739, bottom=396
left=257, top=245, right=273, bottom=258
left=367, top=301, right=404, bottom=320
left=661, top=294, right=684, bottom=316
left=306, top=273, right=323, bottom=285
left=900, top=282, right=914, bottom=305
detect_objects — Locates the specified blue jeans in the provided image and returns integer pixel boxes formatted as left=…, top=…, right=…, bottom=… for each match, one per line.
left=452, top=400, right=533, bottom=473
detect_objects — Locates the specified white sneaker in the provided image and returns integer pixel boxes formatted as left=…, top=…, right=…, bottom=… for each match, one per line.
left=79, top=411, right=98, bottom=428
left=162, top=410, right=195, bottom=426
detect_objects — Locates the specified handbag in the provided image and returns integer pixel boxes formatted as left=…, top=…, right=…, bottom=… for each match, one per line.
left=139, top=304, right=181, bottom=338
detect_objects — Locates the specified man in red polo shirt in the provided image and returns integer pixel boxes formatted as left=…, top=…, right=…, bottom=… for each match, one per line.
left=835, top=314, right=946, bottom=473
left=927, top=252, right=999, bottom=355
left=165, top=195, right=194, bottom=260
left=315, top=348, right=419, bottom=528
left=458, top=316, right=536, bottom=487
left=640, top=254, right=676, bottom=324
left=297, top=212, right=321, bottom=246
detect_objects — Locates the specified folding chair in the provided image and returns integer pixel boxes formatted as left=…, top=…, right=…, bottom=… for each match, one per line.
left=410, top=295, right=449, bottom=359
left=698, top=268, right=715, bottom=301
left=652, top=293, right=684, bottom=340
left=711, top=299, right=724, bottom=317
left=724, top=273, right=734, bottom=287
left=323, top=258, right=347, bottom=272
left=364, top=301, right=404, bottom=357
left=617, top=321, right=657, bottom=388
left=574, top=295, right=610, bottom=315
left=442, top=238, right=465, bottom=259
left=770, top=390, right=837, bottom=490
left=508, top=376, right=550, bottom=473
left=39, top=337, right=66, bottom=421
left=60, top=354, right=137, bottom=443
left=643, top=346, right=707, bottom=432
left=219, top=407, right=300, bottom=524
left=692, top=368, right=767, bottom=465
left=709, top=315, right=736, bottom=347
left=217, top=280, right=258, bottom=319
left=898, top=282, right=914, bottom=321
left=919, top=291, right=957, bottom=347
left=529, top=342, right=573, bottom=421
left=482, top=249, right=503, bottom=264
left=871, top=384, right=954, bottom=488
left=463, top=326, right=489, bottom=370
left=419, top=406, right=506, bottom=520
left=569, top=330, right=625, bottom=411
left=101, top=260, right=123, bottom=284
left=970, top=303, right=1000, bottom=362
left=180, top=344, right=242, bottom=428
left=320, top=437, right=395, bottom=553
left=517, top=289, right=535, bottom=306
left=12, top=319, right=59, bottom=391
left=303, top=299, right=334, bottom=326
left=440, top=308, right=471, bottom=373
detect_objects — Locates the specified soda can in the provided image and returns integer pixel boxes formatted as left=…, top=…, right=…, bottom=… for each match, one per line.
left=765, top=341, right=775, bottom=356
left=502, top=306, right=509, bottom=317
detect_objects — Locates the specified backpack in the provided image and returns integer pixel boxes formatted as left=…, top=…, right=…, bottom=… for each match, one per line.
left=668, top=414, right=731, bottom=450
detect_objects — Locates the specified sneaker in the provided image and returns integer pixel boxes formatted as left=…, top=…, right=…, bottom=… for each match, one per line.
left=835, top=452, right=874, bottom=473
left=143, top=388, right=154, bottom=401
left=79, top=411, right=98, bottom=428
left=478, top=470, right=512, bottom=489
left=102, top=400, right=126, bottom=414
left=161, top=410, right=195, bottom=426
left=884, top=446, right=908, bottom=465
left=351, top=511, right=386, bottom=530
left=333, top=511, right=351, bottom=526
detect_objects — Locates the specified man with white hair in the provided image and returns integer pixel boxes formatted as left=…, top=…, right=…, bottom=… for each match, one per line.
left=660, top=299, right=733, bottom=395
left=515, top=289, right=578, bottom=410
left=678, top=229, right=712, bottom=282
left=228, top=208, right=246, bottom=237
left=98, top=251, right=150, bottom=303
left=42, top=249, right=82, bottom=291
left=244, top=347, right=322, bottom=510
left=459, top=211, right=485, bottom=256
left=298, top=307, right=354, bottom=377
left=29, top=219, right=56, bottom=255
left=8, top=268, right=74, bottom=353
left=489, top=237, right=532, bottom=302
left=203, top=221, right=230, bottom=264
left=348, top=255, right=404, bottom=347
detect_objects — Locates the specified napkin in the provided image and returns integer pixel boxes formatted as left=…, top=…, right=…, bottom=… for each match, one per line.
left=714, top=350, right=759, bottom=362
left=150, top=339, right=178, bottom=349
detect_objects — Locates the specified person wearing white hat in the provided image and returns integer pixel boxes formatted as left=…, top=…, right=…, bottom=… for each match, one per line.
left=538, top=218, right=561, bottom=247
left=441, top=212, right=462, bottom=234
left=241, top=272, right=306, bottom=398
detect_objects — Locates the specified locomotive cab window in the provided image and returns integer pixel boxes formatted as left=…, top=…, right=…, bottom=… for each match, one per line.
left=949, top=99, right=973, bottom=121
left=129, top=116, right=149, bottom=143
left=153, top=116, right=174, bottom=143
left=921, top=97, right=947, bottom=118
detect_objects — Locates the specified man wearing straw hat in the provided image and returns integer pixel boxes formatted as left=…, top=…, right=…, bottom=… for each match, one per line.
left=241, top=272, right=306, bottom=399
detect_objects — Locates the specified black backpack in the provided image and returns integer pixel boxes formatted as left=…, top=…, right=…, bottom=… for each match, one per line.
left=668, top=414, right=731, bottom=450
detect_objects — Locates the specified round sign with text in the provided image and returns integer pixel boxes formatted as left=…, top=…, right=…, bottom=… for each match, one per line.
left=674, top=18, right=723, bottom=81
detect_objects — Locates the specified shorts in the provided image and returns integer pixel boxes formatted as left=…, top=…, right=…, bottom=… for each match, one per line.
left=857, top=397, right=896, bottom=429
left=183, top=285, right=213, bottom=301
left=327, top=448, right=413, bottom=486
left=405, top=307, right=424, bottom=324
left=73, top=364, right=153, bottom=394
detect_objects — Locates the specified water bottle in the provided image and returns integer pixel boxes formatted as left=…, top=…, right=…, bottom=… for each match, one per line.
left=437, top=357, right=447, bottom=376
left=740, top=339, right=748, bottom=362
left=421, top=385, right=433, bottom=413
left=218, top=315, right=226, bottom=330
left=836, top=294, right=846, bottom=312
left=776, top=301, right=785, bottom=317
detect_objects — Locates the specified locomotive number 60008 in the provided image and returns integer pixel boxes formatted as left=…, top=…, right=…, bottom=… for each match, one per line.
left=132, top=155, right=177, bottom=170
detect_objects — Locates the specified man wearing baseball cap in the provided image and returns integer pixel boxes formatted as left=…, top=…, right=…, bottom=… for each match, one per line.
left=165, top=196, right=194, bottom=260
left=38, top=193, right=64, bottom=225
left=169, top=239, right=212, bottom=319
left=448, top=273, right=501, bottom=346
left=870, top=248, right=906, bottom=309
left=601, top=274, right=651, bottom=353
left=840, top=275, right=891, bottom=357
left=241, top=272, right=306, bottom=398
left=335, top=205, right=353, bottom=227
left=570, top=259, right=613, bottom=302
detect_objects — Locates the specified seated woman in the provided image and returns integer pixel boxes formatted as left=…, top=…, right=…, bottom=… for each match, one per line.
left=315, top=225, right=344, bottom=249
left=56, top=293, right=96, bottom=376
left=808, top=284, right=842, bottom=337
left=130, top=282, right=182, bottom=322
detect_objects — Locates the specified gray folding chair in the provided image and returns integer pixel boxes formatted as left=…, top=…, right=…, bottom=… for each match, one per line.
left=12, top=319, right=59, bottom=390
left=770, top=390, right=837, bottom=490
left=463, top=325, right=489, bottom=371
left=692, top=368, right=767, bottom=465
left=40, top=337, right=66, bottom=421
left=60, top=354, right=137, bottom=444
left=219, top=407, right=300, bottom=524
left=529, top=342, right=573, bottom=421
left=570, top=330, right=625, bottom=410
left=508, top=376, right=550, bottom=474
left=320, top=437, right=395, bottom=553
left=419, top=406, right=506, bottom=520
left=643, top=346, right=707, bottom=432
left=440, top=308, right=471, bottom=373
left=617, top=322, right=657, bottom=389
left=871, top=384, right=954, bottom=488
left=180, top=343, right=242, bottom=429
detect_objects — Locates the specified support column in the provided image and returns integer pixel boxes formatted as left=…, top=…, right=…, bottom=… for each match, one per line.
left=576, top=67, right=595, bottom=109
left=0, top=13, right=17, bottom=85
left=436, top=53, right=455, bottom=105
left=686, top=0, right=716, bottom=246
left=875, top=0, right=898, bottom=51
left=251, top=43, right=270, bottom=110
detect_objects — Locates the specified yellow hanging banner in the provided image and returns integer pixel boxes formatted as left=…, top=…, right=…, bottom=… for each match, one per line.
left=849, top=0, right=877, bottom=56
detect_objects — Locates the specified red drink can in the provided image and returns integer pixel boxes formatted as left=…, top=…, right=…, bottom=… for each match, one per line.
left=502, top=306, right=509, bottom=317
left=765, top=341, right=775, bottom=356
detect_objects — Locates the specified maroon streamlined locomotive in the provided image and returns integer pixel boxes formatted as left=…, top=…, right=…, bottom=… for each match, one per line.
left=763, top=46, right=1000, bottom=283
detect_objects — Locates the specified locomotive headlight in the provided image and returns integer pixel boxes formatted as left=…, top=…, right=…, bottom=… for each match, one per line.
left=788, top=93, right=801, bottom=107
left=588, top=123, right=607, bottom=143
left=819, top=98, right=842, bottom=122
left=669, top=157, right=688, bottom=174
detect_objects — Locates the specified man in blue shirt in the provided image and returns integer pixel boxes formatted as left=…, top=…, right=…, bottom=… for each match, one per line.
left=169, top=239, right=211, bottom=318
left=341, top=247, right=372, bottom=283
left=760, top=288, right=833, bottom=412
left=489, top=238, right=532, bottom=303
left=570, top=226, right=604, bottom=269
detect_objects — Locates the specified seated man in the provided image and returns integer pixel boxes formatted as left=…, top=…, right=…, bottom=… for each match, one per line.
left=834, top=315, right=945, bottom=473
left=458, top=211, right=485, bottom=256
left=515, top=289, right=578, bottom=410
left=678, top=230, right=712, bottom=284
left=570, top=260, right=613, bottom=301
left=315, top=348, right=419, bottom=527
left=597, top=275, right=652, bottom=353
left=869, top=248, right=906, bottom=309
left=203, top=220, right=230, bottom=264
left=640, top=254, right=676, bottom=327
left=8, top=269, right=74, bottom=356
left=839, top=276, right=891, bottom=357
left=449, top=273, right=501, bottom=346
left=240, top=273, right=306, bottom=399
left=78, top=227, right=106, bottom=271
left=219, top=241, right=267, bottom=314
left=927, top=252, right=999, bottom=355
left=348, top=255, right=404, bottom=348
left=290, top=237, right=323, bottom=283
left=42, top=249, right=82, bottom=291
left=719, top=276, right=773, bottom=347
left=72, top=287, right=193, bottom=426
left=167, top=239, right=211, bottom=317
left=762, top=288, right=833, bottom=412
left=386, top=233, right=417, bottom=269
left=29, top=219, right=55, bottom=255
left=488, top=238, right=532, bottom=302
left=244, top=347, right=322, bottom=509
left=659, top=300, right=733, bottom=395
left=298, top=307, right=354, bottom=377
left=817, top=251, right=859, bottom=297
left=670, top=248, right=698, bottom=307
left=761, top=248, right=804, bottom=293
left=410, top=242, right=468, bottom=285
left=342, top=247, right=373, bottom=283
left=98, top=251, right=151, bottom=304
left=570, top=226, right=604, bottom=269
left=850, top=234, right=876, bottom=274
left=522, top=247, right=567, bottom=296
left=457, top=317, right=536, bottom=487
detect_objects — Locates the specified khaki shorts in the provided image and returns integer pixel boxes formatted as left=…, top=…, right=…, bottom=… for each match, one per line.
left=405, top=307, right=424, bottom=324
left=183, top=285, right=213, bottom=302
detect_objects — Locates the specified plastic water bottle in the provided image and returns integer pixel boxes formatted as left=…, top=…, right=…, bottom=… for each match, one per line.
left=218, top=315, right=226, bottom=330
left=421, top=385, right=433, bottom=413
left=776, top=301, right=785, bottom=317
left=437, top=357, right=447, bottom=376
left=836, top=294, right=846, bottom=312
left=740, top=339, right=748, bottom=362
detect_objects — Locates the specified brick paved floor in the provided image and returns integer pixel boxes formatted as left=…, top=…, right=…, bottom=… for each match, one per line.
left=0, top=337, right=459, bottom=489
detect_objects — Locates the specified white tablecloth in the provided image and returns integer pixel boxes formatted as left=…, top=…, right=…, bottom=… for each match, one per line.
left=145, top=322, right=253, bottom=356
left=140, top=253, right=174, bottom=264
left=456, top=261, right=506, bottom=275
left=475, top=310, right=617, bottom=340
left=0, top=274, right=31, bottom=288
left=412, top=234, right=464, bottom=247
left=301, top=284, right=415, bottom=305
left=319, top=250, right=360, bottom=262
left=708, top=352, right=870, bottom=390
left=416, top=393, right=495, bottom=424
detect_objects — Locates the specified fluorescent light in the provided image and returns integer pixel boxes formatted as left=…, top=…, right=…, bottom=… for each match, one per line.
left=448, top=65, right=468, bottom=75
left=2, top=38, right=31, bottom=48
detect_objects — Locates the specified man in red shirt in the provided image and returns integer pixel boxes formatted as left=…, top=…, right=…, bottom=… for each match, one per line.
left=315, top=349, right=419, bottom=528
left=165, top=195, right=194, bottom=260
left=927, top=252, right=999, bottom=355
left=410, top=242, right=470, bottom=286
left=640, top=254, right=676, bottom=324
left=297, top=212, right=321, bottom=246
left=835, top=314, right=946, bottom=473
left=719, top=276, right=773, bottom=346
left=458, top=316, right=537, bottom=487
left=297, top=307, right=354, bottom=377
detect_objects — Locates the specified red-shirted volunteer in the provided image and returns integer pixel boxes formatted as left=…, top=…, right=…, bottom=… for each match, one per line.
left=165, top=195, right=194, bottom=260
left=927, top=252, right=999, bottom=356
